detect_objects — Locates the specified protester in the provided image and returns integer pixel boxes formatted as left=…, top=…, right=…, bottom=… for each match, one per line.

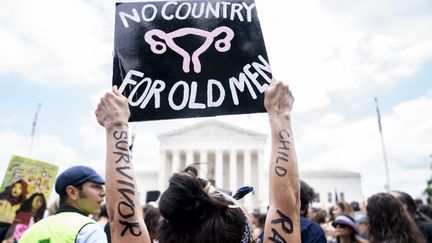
left=310, top=209, right=327, bottom=225
left=19, top=166, right=107, bottom=243
left=366, top=193, right=426, bottom=243
left=96, top=204, right=111, bottom=243
left=299, top=181, right=326, bottom=243
left=328, top=206, right=335, bottom=222
left=331, top=214, right=368, bottom=243
left=95, top=79, right=301, bottom=242
left=355, top=214, right=368, bottom=240
left=0, top=179, right=28, bottom=240
left=415, top=198, right=424, bottom=209
left=46, top=198, right=59, bottom=216
left=333, top=201, right=355, bottom=218
left=143, top=204, right=161, bottom=243
left=419, top=204, right=432, bottom=220
left=251, top=210, right=266, bottom=240
left=2, top=193, right=47, bottom=242
left=390, top=190, right=432, bottom=242
left=96, top=204, right=109, bottom=227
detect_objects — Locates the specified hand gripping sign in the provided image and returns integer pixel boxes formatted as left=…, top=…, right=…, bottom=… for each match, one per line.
left=113, top=0, right=272, bottom=121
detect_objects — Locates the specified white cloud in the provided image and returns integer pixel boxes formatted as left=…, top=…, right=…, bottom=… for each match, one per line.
left=255, top=0, right=432, bottom=111
left=0, top=0, right=114, bottom=86
left=295, top=93, right=432, bottom=198
left=0, top=129, right=82, bottom=180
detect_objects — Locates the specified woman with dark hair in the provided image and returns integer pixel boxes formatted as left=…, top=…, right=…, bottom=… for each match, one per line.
left=390, top=190, right=432, bottom=242
left=157, top=165, right=252, bottom=242
left=15, top=193, right=47, bottom=222
left=14, top=193, right=46, bottom=241
left=3, top=193, right=47, bottom=242
left=0, top=180, right=28, bottom=240
left=96, top=79, right=301, bottom=243
left=0, top=180, right=28, bottom=216
left=366, top=193, right=426, bottom=243
left=143, top=203, right=161, bottom=243
left=331, top=214, right=368, bottom=243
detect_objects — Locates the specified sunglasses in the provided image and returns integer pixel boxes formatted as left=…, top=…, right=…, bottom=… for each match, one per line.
left=334, top=223, right=349, bottom=229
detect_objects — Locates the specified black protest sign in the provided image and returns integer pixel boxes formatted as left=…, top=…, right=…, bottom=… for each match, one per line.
left=113, top=0, right=272, bottom=121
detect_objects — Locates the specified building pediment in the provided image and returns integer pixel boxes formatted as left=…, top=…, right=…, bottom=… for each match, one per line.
left=158, top=120, right=266, bottom=139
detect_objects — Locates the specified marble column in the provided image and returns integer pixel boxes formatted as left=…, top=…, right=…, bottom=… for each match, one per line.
left=172, top=150, right=180, bottom=174
left=215, top=150, right=223, bottom=188
left=243, top=150, right=252, bottom=207
left=257, top=149, right=265, bottom=201
left=229, top=150, right=237, bottom=191
left=200, top=150, right=208, bottom=179
left=158, top=150, right=166, bottom=191
left=186, top=150, right=194, bottom=167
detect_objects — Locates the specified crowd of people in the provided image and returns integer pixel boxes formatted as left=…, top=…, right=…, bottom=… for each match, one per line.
left=0, top=80, right=431, bottom=242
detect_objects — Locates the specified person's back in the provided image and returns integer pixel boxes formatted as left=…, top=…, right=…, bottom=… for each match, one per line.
left=19, top=212, right=95, bottom=242
left=415, top=218, right=432, bottom=243
left=419, top=204, right=432, bottom=220
left=301, top=216, right=326, bottom=243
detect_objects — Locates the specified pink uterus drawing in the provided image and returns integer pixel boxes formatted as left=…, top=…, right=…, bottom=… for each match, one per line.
left=144, top=26, right=234, bottom=73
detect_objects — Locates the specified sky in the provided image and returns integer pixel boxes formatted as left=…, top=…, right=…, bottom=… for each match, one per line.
left=0, top=0, right=431, bottom=204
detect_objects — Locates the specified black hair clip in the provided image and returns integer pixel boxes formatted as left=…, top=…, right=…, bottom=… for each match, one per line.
left=232, top=186, right=254, bottom=200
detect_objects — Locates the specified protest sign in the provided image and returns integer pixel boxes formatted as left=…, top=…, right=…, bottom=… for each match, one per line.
left=0, top=156, right=58, bottom=224
left=113, top=0, right=272, bottom=121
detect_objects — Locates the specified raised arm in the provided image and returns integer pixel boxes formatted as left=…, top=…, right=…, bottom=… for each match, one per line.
left=95, top=86, right=151, bottom=243
left=263, top=80, right=301, bottom=243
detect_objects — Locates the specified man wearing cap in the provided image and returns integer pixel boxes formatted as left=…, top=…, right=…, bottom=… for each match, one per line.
left=20, top=165, right=107, bottom=243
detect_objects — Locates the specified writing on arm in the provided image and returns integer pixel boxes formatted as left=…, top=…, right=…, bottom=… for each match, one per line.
left=112, top=130, right=142, bottom=237
left=274, top=130, right=290, bottom=177
left=268, top=209, right=294, bottom=243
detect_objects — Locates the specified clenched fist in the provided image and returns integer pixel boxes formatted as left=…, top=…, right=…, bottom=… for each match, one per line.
left=264, top=79, right=294, bottom=117
left=95, top=86, right=130, bottom=127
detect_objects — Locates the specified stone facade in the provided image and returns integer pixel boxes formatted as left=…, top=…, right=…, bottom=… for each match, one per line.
left=301, top=170, right=364, bottom=208
left=135, top=120, right=364, bottom=210
left=157, top=120, right=267, bottom=210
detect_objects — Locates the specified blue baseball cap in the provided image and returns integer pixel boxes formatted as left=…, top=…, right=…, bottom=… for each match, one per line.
left=55, top=166, right=105, bottom=195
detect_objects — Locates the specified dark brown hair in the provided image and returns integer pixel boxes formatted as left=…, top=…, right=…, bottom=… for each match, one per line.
left=311, top=209, right=327, bottom=224
left=143, top=204, right=161, bottom=242
left=300, top=180, right=315, bottom=214
left=15, top=193, right=47, bottom=222
left=0, top=179, right=28, bottom=206
left=157, top=166, right=247, bottom=243
left=366, top=193, right=426, bottom=243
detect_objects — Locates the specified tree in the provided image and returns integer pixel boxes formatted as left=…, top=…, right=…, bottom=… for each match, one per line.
left=425, top=155, right=432, bottom=204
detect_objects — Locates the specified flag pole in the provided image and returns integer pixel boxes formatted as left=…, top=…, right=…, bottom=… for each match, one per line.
left=29, top=103, right=42, bottom=159
left=129, top=125, right=136, bottom=157
left=374, top=98, right=391, bottom=192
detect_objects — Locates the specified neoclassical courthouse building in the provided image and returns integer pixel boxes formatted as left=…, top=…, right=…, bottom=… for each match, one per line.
left=135, top=120, right=364, bottom=211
